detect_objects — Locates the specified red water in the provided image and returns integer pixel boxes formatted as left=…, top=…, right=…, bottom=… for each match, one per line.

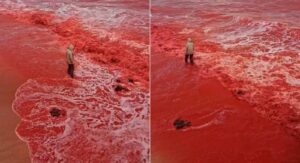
left=152, top=0, right=300, bottom=162
left=0, top=1, right=149, bottom=162
left=151, top=54, right=300, bottom=162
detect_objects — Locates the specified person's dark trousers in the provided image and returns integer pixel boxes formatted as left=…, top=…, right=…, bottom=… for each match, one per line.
left=67, top=64, right=74, bottom=78
left=189, top=54, right=194, bottom=64
left=185, top=54, right=189, bottom=63
left=185, top=54, right=194, bottom=64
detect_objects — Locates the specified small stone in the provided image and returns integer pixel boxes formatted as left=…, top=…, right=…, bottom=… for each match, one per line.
left=236, top=89, right=246, bottom=96
left=114, top=85, right=129, bottom=92
left=50, top=108, right=61, bottom=117
left=173, top=118, right=191, bottom=130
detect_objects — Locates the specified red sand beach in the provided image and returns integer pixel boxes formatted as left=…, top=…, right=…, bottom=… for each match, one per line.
left=0, top=57, right=30, bottom=162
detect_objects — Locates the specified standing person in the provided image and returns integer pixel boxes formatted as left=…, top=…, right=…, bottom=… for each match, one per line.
left=185, top=38, right=194, bottom=64
left=66, top=44, right=75, bottom=78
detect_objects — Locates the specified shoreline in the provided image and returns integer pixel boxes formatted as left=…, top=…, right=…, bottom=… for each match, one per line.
left=151, top=22, right=300, bottom=139
left=0, top=13, right=65, bottom=162
left=0, top=64, right=30, bottom=163
left=0, top=7, right=149, bottom=161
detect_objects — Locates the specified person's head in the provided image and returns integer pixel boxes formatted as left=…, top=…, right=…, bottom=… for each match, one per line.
left=187, top=38, right=192, bottom=42
left=68, top=44, right=74, bottom=50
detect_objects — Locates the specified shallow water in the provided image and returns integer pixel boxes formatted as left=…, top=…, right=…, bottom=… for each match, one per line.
left=151, top=54, right=300, bottom=163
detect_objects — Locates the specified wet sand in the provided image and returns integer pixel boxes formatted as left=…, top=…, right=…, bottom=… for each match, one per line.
left=0, top=14, right=64, bottom=162
left=151, top=53, right=300, bottom=163
left=0, top=65, right=30, bottom=163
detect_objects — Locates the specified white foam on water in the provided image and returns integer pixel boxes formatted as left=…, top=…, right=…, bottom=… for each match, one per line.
left=284, top=73, right=300, bottom=86
left=165, top=109, right=234, bottom=132
left=181, top=109, right=234, bottom=132
left=179, top=28, right=194, bottom=35
left=152, top=0, right=300, bottom=139
left=13, top=54, right=149, bottom=162
left=217, top=20, right=299, bottom=56
left=0, top=0, right=149, bottom=57
left=197, top=50, right=300, bottom=113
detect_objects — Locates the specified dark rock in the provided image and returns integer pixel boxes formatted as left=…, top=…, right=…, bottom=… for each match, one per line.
left=50, top=108, right=62, bottom=117
left=50, top=108, right=66, bottom=118
left=173, top=118, right=191, bottom=130
left=236, top=89, right=246, bottom=96
left=114, top=85, right=129, bottom=92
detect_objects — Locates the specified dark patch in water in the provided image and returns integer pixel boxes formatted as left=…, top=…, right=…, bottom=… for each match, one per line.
left=50, top=108, right=64, bottom=117
left=110, top=57, right=120, bottom=63
left=114, top=85, right=129, bottom=92
left=128, top=78, right=134, bottom=83
left=173, top=118, right=191, bottom=130
left=236, top=89, right=246, bottom=96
